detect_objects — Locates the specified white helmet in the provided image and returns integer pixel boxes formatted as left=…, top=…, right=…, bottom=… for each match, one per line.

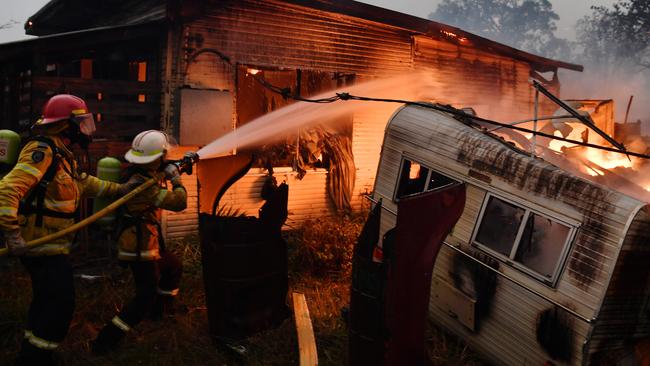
left=125, top=130, right=170, bottom=164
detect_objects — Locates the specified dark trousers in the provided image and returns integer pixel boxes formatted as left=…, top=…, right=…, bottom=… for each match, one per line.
left=118, top=251, right=182, bottom=327
left=21, top=254, right=75, bottom=343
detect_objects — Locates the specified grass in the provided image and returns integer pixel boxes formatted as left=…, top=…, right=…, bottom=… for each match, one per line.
left=0, top=220, right=481, bottom=366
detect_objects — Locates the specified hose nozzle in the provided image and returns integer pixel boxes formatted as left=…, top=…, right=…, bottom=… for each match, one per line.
left=175, top=151, right=200, bottom=175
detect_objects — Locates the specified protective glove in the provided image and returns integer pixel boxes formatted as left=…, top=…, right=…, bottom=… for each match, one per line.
left=117, top=174, right=145, bottom=197
left=164, top=163, right=182, bottom=187
left=4, top=229, right=27, bottom=256
left=183, top=151, right=199, bottom=162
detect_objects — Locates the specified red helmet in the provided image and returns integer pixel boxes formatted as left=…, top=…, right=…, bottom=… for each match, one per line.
left=34, top=94, right=96, bottom=136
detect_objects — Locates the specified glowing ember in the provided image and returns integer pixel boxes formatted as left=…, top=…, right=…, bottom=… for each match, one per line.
left=441, top=30, right=457, bottom=38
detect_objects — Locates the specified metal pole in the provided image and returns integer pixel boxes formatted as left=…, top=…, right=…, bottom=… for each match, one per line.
left=531, top=80, right=627, bottom=154
left=624, top=95, right=634, bottom=124
left=532, top=88, right=539, bottom=157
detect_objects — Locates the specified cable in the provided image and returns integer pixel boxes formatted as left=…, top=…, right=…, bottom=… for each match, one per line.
left=185, top=46, right=642, bottom=160
left=250, top=74, right=650, bottom=161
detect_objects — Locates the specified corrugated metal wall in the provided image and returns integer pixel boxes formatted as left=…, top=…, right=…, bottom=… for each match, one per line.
left=175, top=0, right=552, bottom=224
left=216, top=167, right=333, bottom=227
left=371, top=105, right=645, bottom=365
left=161, top=146, right=200, bottom=239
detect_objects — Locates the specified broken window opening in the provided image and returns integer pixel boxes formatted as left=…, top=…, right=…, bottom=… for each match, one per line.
left=396, top=158, right=457, bottom=200
left=473, top=194, right=575, bottom=285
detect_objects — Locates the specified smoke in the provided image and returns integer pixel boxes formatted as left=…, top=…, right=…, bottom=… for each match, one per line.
left=543, top=61, right=650, bottom=202
left=560, top=64, right=650, bottom=129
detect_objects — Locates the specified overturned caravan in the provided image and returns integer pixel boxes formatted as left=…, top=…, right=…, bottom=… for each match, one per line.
left=371, top=104, right=650, bottom=365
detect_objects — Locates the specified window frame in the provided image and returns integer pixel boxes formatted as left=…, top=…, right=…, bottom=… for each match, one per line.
left=471, top=192, right=577, bottom=286
left=394, top=157, right=459, bottom=202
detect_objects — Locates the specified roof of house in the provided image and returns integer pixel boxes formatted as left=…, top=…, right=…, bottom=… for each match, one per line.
left=24, top=0, right=166, bottom=35
left=22, top=0, right=582, bottom=72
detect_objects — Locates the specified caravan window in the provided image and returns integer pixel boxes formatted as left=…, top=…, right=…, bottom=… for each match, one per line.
left=396, top=159, right=457, bottom=199
left=475, top=197, right=525, bottom=257
left=473, top=194, right=575, bottom=285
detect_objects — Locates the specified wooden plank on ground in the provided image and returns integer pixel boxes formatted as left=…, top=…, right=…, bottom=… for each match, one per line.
left=293, top=292, right=318, bottom=366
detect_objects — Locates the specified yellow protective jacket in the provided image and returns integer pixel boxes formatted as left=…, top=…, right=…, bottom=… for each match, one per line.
left=0, top=136, right=123, bottom=256
left=117, top=169, right=187, bottom=261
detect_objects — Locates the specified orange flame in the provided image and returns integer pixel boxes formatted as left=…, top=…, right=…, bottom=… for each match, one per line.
left=537, top=126, right=638, bottom=180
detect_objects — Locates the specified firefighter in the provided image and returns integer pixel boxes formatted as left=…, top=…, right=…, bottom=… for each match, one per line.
left=0, top=94, right=138, bottom=365
left=92, top=130, right=187, bottom=354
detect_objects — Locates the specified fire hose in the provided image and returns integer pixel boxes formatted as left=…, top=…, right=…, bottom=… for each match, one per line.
left=0, top=152, right=199, bottom=257
left=0, top=176, right=158, bottom=257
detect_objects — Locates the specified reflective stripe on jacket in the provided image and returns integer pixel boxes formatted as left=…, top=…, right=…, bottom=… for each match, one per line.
left=117, top=171, right=187, bottom=262
left=0, top=136, right=123, bottom=256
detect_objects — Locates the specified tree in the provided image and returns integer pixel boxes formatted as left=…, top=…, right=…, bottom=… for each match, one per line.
left=429, top=0, right=570, bottom=59
left=577, top=0, right=650, bottom=70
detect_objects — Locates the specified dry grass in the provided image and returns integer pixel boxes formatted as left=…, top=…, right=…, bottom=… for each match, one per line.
left=0, top=225, right=481, bottom=366
left=0, top=237, right=351, bottom=366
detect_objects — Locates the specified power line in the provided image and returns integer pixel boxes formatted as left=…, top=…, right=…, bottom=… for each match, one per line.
left=252, top=74, right=650, bottom=160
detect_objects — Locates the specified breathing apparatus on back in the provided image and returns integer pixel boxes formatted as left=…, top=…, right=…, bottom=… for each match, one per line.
left=0, top=129, right=21, bottom=178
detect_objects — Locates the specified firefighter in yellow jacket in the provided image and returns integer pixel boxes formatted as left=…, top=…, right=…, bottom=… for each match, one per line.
left=0, top=94, right=137, bottom=365
left=92, top=130, right=188, bottom=354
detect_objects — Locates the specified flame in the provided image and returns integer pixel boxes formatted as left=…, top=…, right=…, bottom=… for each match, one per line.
left=584, top=149, right=633, bottom=171
left=548, top=130, right=578, bottom=151
left=532, top=125, right=637, bottom=179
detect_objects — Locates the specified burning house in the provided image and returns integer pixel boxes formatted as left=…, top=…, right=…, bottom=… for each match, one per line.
left=0, top=0, right=584, bottom=238
left=4, top=0, right=650, bottom=364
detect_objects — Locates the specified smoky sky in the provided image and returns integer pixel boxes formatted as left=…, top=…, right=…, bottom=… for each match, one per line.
left=361, top=0, right=618, bottom=41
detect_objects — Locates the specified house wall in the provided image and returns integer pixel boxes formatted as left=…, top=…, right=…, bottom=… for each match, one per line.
left=172, top=0, right=561, bottom=227
left=372, top=105, right=644, bottom=365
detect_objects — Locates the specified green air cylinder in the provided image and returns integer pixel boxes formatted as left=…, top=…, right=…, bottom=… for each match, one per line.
left=0, top=130, right=21, bottom=178
left=93, top=157, right=122, bottom=228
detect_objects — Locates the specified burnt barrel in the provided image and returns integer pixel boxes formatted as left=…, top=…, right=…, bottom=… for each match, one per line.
left=199, top=214, right=290, bottom=340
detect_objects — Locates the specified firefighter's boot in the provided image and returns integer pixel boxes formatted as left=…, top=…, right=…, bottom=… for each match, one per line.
left=92, top=322, right=126, bottom=355
left=149, top=295, right=176, bottom=321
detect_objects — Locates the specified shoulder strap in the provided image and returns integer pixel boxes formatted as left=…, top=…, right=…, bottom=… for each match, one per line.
left=19, top=136, right=72, bottom=226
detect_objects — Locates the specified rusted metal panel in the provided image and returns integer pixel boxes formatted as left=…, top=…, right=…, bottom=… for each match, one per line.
left=370, top=105, right=647, bottom=365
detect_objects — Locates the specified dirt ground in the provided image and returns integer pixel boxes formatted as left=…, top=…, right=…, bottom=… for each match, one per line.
left=0, top=234, right=481, bottom=366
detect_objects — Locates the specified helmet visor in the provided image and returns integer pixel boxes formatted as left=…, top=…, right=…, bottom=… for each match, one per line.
left=73, top=113, right=96, bottom=136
